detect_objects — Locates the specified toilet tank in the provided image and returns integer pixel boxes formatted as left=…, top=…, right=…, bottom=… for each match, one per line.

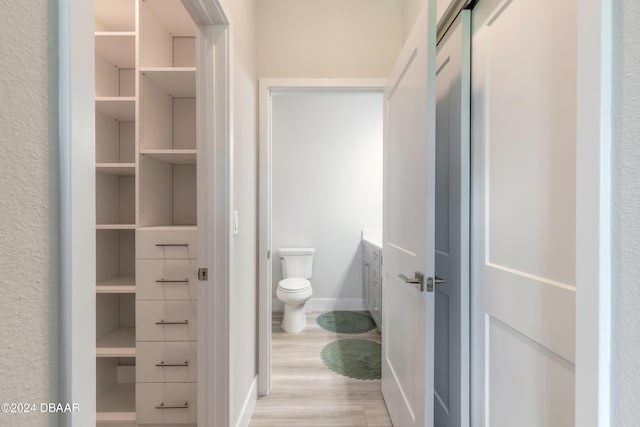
left=279, top=248, right=315, bottom=279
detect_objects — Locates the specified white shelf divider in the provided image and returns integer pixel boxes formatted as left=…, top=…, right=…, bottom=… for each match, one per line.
left=140, top=149, right=196, bottom=165
left=96, top=163, right=136, bottom=176
left=140, top=68, right=196, bottom=97
left=96, top=97, right=136, bottom=121
left=97, top=276, right=136, bottom=294
left=95, top=32, right=135, bottom=69
left=96, top=328, right=136, bottom=357
left=96, top=224, right=136, bottom=230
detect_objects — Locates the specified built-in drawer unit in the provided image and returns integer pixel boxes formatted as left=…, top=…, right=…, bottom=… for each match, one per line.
left=137, top=341, right=197, bottom=383
left=136, top=382, right=197, bottom=424
left=137, top=227, right=197, bottom=259
left=137, top=300, right=197, bottom=342
left=137, top=259, right=198, bottom=300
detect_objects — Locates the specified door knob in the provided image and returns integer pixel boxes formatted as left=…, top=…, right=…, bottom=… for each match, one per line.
left=398, top=272, right=425, bottom=291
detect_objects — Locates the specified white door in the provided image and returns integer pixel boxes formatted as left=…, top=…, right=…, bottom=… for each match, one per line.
left=434, top=11, right=470, bottom=427
left=470, top=0, right=577, bottom=425
left=381, top=3, right=437, bottom=426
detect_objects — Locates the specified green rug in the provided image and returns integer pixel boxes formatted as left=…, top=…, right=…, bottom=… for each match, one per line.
left=316, top=311, right=376, bottom=334
left=320, top=339, right=381, bottom=380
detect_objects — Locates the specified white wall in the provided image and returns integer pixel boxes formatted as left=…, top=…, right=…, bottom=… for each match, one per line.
left=271, top=92, right=383, bottom=309
left=257, top=0, right=403, bottom=78
left=228, top=0, right=259, bottom=424
left=612, top=0, right=640, bottom=425
left=0, top=1, right=59, bottom=426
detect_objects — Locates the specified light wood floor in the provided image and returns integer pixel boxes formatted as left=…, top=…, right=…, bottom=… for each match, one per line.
left=249, top=311, right=392, bottom=427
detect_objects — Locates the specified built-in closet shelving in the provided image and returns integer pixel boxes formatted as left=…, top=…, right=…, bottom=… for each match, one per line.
left=95, top=0, right=198, bottom=424
left=95, top=0, right=138, bottom=423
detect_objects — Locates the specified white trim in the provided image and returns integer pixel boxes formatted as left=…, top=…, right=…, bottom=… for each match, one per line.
left=272, top=298, right=367, bottom=312
left=191, top=1, right=232, bottom=424
left=575, top=0, right=612, bottom=426
left=59, top=0, right=96, bottom=425
left=234, top=376, right=258, bottom=427
left=258, top=78, right=386, bottom=396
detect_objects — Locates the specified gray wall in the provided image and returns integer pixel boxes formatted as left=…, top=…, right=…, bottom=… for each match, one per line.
left=0, top=1, right=59, bottom=426
left=271, top=92, right=383, bottom=307
left=612, top=0, right=640, bottom=425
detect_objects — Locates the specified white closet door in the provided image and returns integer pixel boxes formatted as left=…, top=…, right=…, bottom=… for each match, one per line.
left=471, top=0, right=577, bottom=425
left=434, top=10, right=470, bottom=427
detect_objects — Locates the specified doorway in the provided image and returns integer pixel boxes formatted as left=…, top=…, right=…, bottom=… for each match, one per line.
left=256, top=80, right=390, bottom=423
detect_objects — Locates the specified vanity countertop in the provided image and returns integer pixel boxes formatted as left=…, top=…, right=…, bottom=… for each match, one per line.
left=362, top=230, right=382, bottom=250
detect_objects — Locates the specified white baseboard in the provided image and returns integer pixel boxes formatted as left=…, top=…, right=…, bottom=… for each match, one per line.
left=234, top=376, right=257, bottom=427
left=272, top=297, right=366, bottom=312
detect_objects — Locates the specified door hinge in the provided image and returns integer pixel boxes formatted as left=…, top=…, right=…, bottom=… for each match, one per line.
left=198, top=268, right=208, bottom=281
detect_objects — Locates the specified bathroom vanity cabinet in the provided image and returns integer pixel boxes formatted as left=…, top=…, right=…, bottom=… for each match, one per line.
left=94, top=0, right=198, bottom=425
left=363, top=239, right=382, bottom=330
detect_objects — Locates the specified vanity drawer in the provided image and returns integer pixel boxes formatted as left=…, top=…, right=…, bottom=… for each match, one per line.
left=137, top=301, right=197, bottom=342
left=136, top=382, right=197, bottom=424
left=137, top=228, right=197, bottom=260
left=137, top=342, right=197, bottom=383
left=137, top=259, right=198, bottom=301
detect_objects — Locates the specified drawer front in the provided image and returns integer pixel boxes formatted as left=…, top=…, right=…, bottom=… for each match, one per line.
left=137, top=342, right=197, bottom=383
left=372, top=248, right=380, bottom=266
left=136, top=382, right=197, bottom=424
left=137, top=228, right=197, bottom=259
left=137, top=301, right=197, bottom=342
left=137, top=259, right=198, bottom=301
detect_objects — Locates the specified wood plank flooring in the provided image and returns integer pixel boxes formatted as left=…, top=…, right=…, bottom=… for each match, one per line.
left=249, top=311, right=392, bottom=427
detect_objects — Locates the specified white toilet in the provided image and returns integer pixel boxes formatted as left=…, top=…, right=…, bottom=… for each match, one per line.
left=277, top=248, right=315, bottom=333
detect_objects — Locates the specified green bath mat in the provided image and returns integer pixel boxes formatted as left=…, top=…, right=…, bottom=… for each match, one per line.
left=320, top=339, right=381, bottom=380
left=316, top=311, right=376, bottom=334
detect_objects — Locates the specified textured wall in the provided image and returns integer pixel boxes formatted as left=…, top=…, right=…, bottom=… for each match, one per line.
left=611, top=0, right=640, bottom=425
left=0, top=1, right=59, bottom=427
left=271, top=92, right=383, bottom=305
left=228, top=0, right=259, bottom=424
left=257, top=0, right=402, bottom=78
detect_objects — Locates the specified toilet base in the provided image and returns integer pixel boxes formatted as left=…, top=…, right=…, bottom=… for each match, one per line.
left=281, top=303, right=308, bottom=333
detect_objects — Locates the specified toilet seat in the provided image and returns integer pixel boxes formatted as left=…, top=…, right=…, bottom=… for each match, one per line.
left=278, top=278, right=311, bottom=292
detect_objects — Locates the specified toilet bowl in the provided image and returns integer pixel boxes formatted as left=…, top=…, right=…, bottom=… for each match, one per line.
left=277, top=248, right=315, bottom=333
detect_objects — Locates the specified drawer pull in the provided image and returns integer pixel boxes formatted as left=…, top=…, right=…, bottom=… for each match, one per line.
left=155, top=320, right=189, bottom=325
left=156, top=361, right=189, bottom=367
left=155, top=402, right=189, bottom=409
left=155, top=243, right=189, bottom=247
left=155, top=279, right=189, bottom=283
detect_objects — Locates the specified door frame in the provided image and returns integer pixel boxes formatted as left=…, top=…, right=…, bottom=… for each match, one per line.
left=257, top=78, right=386, bottom=395
left=575, top=0, right=613, bottom=426
left=58, top=1, right=231, bottom=425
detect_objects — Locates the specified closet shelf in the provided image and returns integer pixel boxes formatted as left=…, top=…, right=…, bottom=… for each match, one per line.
left=140, top=68, right=196, bottom=97
left=96, top=383, right=136, bottom=423
left=96, top=97, right=136, bottom=121
left=95, top=32, right=135, bottom=69
left=140, top=149, right=196, bottom=164
left=97, top=276, right=136, bottom=294
left=96, top=163, right=135, bottom=176
left=96, top=328, right=135, bottom=357
left=96, top=224, right=136, bottom=230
